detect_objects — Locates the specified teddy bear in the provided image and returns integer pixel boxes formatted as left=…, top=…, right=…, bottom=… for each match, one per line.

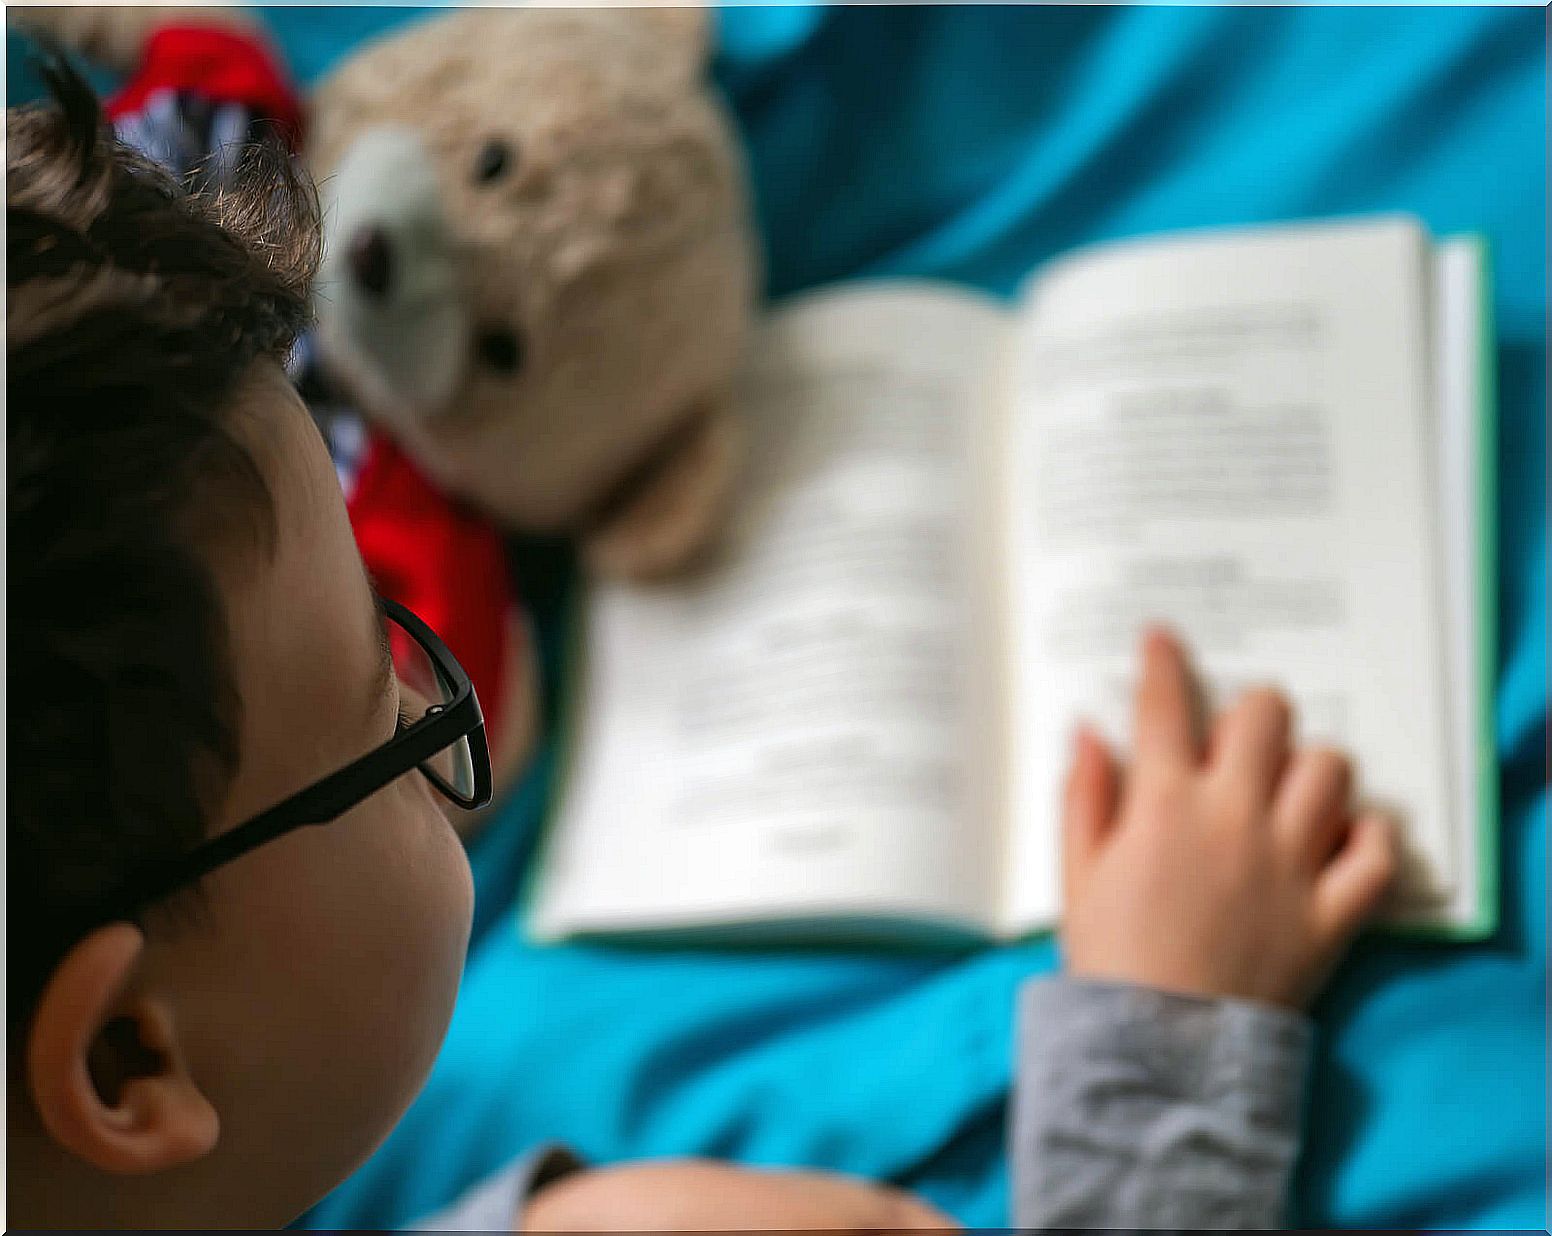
left=305, top=7, right=757, bottom=581
left=13, top=5, right=759, bottom=824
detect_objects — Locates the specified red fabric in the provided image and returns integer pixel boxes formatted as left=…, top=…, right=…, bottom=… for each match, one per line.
left=107, top=24, right=303, bottom=148
left=347, top=433, right=515, bottom=744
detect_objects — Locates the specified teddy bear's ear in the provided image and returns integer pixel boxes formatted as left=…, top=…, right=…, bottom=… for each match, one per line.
left=630, top=5, right=712, bottom=83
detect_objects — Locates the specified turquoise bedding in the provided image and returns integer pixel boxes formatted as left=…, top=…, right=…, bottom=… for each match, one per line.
left=12, top=6, right=1544, bottom=1228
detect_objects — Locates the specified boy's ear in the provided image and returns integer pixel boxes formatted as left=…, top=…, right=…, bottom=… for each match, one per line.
left=26, top=921, right=219, bottom=1175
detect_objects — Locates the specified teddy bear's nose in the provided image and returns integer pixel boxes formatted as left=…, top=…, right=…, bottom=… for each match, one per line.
left=346, top=225, right=394, bottom=300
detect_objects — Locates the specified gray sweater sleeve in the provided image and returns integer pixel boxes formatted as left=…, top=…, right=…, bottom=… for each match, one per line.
left=410, top=1144, right=584, bottom=1231
left=1011, top=976, right=1312, bottom=1231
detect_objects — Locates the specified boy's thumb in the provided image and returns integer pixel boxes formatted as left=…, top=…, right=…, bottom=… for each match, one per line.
left=1062, top=723, right=1118, bottom=871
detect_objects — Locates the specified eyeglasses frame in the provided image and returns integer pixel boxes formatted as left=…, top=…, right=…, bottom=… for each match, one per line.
left=61, top=595, right=491, bottom=938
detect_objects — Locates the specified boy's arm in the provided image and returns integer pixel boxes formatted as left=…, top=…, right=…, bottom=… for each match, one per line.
left=413, top=1152, right=955, bottom=1231
left=1012, top=630, right=1396, bottom=1231
left=1011, top=976, right=1311, bottom=1229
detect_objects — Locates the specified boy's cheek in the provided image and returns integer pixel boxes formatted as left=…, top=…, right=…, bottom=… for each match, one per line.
left=338, top=776, right=475, bottom=973
left=225, top=777, right=474, bottom=1029
left=242, top=786, right=473, bottom=1118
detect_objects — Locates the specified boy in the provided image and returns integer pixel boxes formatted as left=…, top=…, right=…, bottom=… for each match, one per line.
left=7, top=65, right=1396, bottom=1230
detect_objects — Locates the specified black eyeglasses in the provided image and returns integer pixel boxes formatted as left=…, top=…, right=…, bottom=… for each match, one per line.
left=62, top=596, right=491, bottom=939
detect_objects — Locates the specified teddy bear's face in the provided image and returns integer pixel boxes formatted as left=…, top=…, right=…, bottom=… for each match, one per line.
left=307, top=9, right=755, bottom=531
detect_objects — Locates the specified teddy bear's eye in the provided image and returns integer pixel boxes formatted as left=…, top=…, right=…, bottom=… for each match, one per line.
left=473, top=139, right=515, bottom=185
left=476, top=327, right=523, bottom=375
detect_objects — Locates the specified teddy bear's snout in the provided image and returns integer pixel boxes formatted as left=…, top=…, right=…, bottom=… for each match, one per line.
left=315, top=125, right=472, bottom=421
left=345, top=224, right=394, bottom=301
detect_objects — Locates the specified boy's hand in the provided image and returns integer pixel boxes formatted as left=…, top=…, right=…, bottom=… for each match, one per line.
left=1060, top=628, right=1398, bottom=1009
left=519, top=1159, right=956, bottom=1231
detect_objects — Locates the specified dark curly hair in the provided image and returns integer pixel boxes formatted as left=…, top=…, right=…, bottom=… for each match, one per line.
left=7, top=50, right=321, bottom=1027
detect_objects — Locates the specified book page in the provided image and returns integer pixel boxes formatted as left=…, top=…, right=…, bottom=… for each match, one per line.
left=530, top=284, right=1009, bottom=940
left=1404, top=237, right=1489, bottom=932
left=997, top=219, right=1457, bottom=931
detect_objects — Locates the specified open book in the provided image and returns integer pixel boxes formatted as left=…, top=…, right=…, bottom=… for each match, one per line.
left=527, top=216, right=1497, bottom=946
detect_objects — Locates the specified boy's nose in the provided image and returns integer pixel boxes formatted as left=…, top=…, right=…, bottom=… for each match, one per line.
left=347, top=225, right=393, bottom=300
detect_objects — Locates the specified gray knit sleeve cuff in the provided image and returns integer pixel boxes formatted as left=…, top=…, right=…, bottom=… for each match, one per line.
left=1011, top=976, right=1313, bottom=1230
left=409, top=1143, right=586, bottom=1231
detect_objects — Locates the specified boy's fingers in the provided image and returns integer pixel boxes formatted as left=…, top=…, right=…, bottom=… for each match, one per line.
left=1211, top=687, right=1292, bottom=805
left=1062, top=724, right=1119, bottom=876
left=1274, top=746, right=1352, bottom=864
left=1314, top=810, right=1398, bottom=937
left=1133, top=626, right=1200, bottom=768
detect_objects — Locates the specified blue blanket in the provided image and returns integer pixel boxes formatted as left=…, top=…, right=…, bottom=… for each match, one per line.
left=12, top=6, right=1544, bottom=1227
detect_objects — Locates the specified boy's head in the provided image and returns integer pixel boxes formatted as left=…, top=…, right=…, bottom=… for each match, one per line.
left=8, top=61, right=475, bottom=1227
